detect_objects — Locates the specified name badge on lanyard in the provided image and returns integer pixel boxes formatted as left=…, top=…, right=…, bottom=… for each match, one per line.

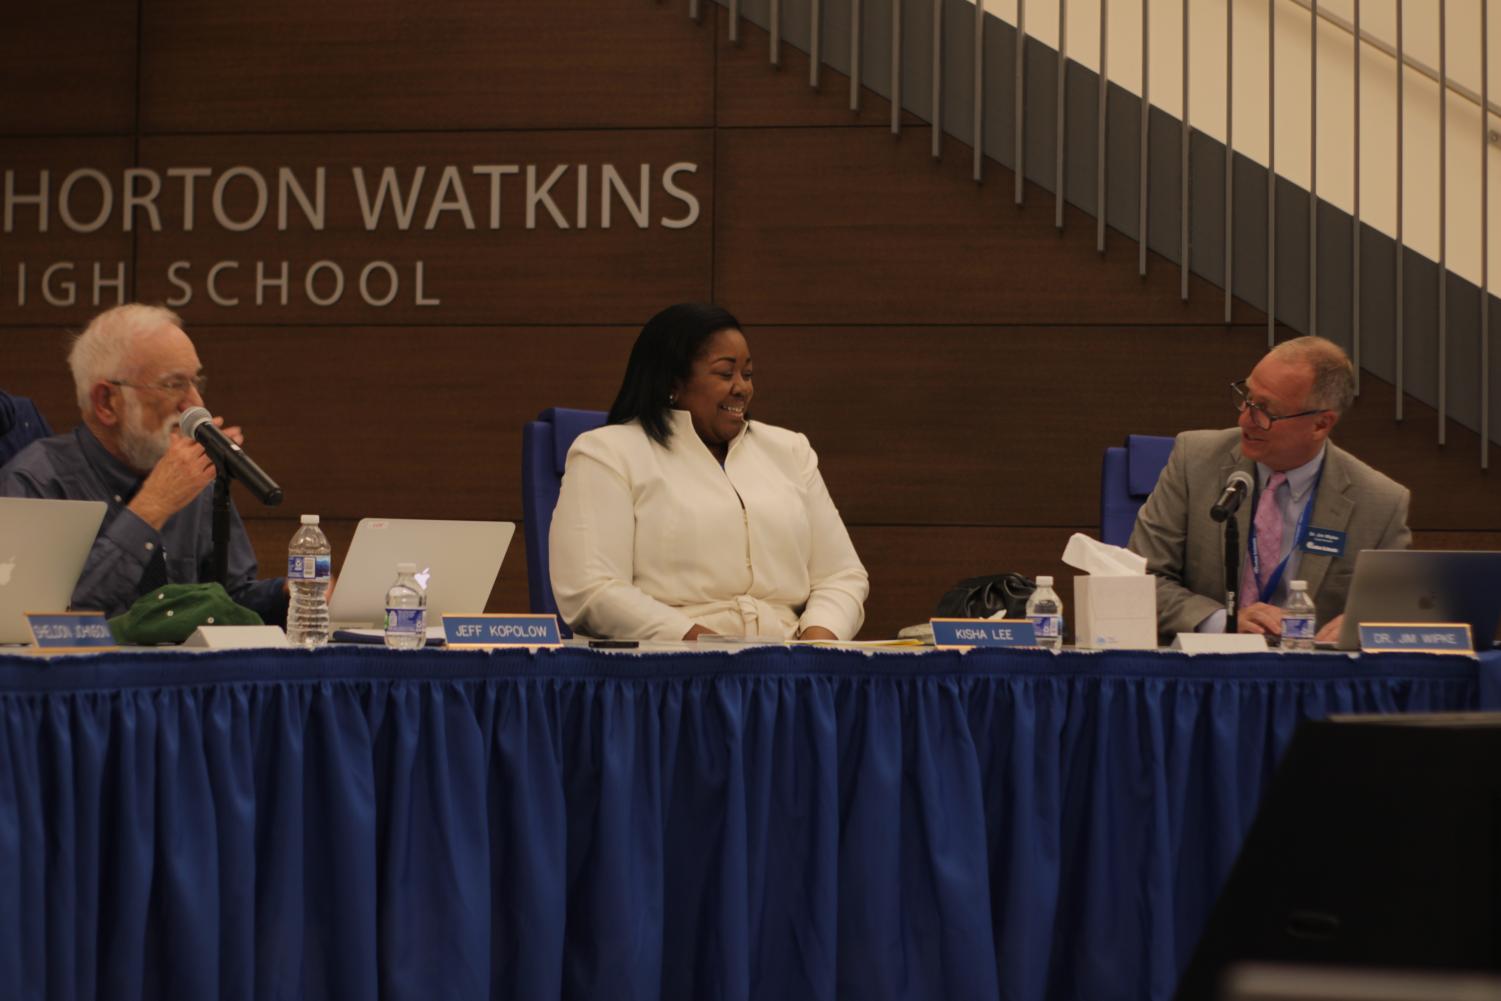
left=1302, top=527, right=1347, bottom=557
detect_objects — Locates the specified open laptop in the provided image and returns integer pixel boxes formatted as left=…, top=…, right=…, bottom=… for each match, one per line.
left=328, top=518, right=515, bottom=628
left=1336, top=549, right=1501, bottom=651
left=0, top=497, right=108, bottom=644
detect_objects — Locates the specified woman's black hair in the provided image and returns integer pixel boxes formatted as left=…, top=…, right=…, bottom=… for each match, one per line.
left=607, top=302, right=742, bottom=446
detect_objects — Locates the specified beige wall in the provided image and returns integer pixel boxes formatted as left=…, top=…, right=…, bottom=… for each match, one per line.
left=975, top=0, right=1501, bottom=288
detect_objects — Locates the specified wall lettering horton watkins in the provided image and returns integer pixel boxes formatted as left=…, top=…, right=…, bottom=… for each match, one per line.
left=2, top=161, right=704, bottom=309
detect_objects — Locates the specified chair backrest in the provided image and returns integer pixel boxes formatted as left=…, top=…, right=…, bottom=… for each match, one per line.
left=1099, top=434, right=1176, bottom=547
left=521, top=407, right=607, bottom=617
left=0, top=391, right=53, bottom=469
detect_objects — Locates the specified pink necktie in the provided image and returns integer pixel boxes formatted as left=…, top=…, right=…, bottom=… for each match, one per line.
left=1240, top=471, right=1287, bottom=604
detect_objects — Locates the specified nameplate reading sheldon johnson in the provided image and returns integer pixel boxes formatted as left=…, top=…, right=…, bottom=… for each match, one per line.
left=931, top=618, right=1038, bottom=648
left=26, top=611, right=116, bottom=650
left=443, top=614, right=563, bottom=648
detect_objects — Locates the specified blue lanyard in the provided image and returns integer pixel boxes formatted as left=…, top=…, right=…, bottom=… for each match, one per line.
left=1246, top=468, right=1322, bottom=605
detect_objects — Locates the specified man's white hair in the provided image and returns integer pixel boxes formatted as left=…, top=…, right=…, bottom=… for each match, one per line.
left=67, top=304, right=183, bottom=414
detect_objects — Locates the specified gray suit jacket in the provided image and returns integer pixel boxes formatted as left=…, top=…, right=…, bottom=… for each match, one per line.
left=1126, top=428, right=1412, bottom=637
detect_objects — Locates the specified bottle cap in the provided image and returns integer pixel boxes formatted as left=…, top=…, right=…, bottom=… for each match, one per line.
left=300, top=514, right=319, bottom=525
left=1036, top=575, right=1053, bottom=586
left=1290, top=579, right=1307, bottom=590
left=397, top=562, right=417, bottom=573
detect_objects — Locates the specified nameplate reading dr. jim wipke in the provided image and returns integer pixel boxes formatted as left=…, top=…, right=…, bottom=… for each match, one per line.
left=931, top=618, right=1039, bottom=649
left=442, top=614, right=562, bottom=649
left=26, top=611, right=116, bottom=651
left=1358, top=622, right=1474, bottom=656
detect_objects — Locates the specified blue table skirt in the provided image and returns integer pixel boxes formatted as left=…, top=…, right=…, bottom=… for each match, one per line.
left=0, top=646, right=1491, bottom=1001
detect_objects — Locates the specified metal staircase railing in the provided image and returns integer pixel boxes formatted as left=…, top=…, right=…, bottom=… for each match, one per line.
left=680, top=0, right=1499, bottom=470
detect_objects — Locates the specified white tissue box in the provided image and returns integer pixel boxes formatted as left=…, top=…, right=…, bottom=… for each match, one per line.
left=1072, top=575, right=1157, bottom=650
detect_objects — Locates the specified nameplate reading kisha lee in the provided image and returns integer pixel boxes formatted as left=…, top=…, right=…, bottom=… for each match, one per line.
left=931, top=618, right=1038, bottom=648
left=442, top=614, right=563, bottom=649
left=26, top=611, right=116, bottom=651
left=1358, top=622, right=1474, bottom=655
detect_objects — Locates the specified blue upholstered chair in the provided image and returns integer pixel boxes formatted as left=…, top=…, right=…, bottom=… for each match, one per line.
left=521, top=407, right=608, bottom=618
left=1099, top=434, right=1176, bottom=547
left=0, top=391, right=53, bottom=469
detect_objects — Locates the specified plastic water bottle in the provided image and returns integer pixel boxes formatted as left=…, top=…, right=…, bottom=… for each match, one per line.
left=1281, top=579, right=1317, bottom=652
left=287, top=514, right=332, bottom=648
left=384, top=562, right=427, bottom=650
left=1026, top=575, right=1064, bottom=651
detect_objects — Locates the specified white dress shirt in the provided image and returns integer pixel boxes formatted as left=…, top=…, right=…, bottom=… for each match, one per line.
left=549, top=410, right=869, bottom=641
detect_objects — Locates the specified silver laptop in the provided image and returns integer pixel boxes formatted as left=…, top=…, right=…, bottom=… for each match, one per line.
left=328, top=518, right=515, bottom=627
left=0, top=497, right=108, bottom=644
left=1336, top=549, right=1501, bottom=651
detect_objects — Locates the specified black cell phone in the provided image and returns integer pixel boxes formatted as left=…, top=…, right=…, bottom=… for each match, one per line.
left=588, top=639, right=639, bottom=648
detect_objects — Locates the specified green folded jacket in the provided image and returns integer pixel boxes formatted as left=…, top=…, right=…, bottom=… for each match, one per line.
left=108, top=583, right=263, bottom=645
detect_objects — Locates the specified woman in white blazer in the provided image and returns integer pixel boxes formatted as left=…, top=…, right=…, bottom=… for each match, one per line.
left=549, top=303, right=869, bottom=641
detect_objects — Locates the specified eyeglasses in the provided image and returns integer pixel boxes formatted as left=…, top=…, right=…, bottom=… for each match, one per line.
left=1231, top=380, right=1321, bottom=431
left=109, top=373, right=208, bottom=397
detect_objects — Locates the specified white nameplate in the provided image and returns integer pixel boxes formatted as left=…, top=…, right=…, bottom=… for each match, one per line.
left=184, top=625, right=291, bottom=649
left=1171, top=633, right=1271, bottom=654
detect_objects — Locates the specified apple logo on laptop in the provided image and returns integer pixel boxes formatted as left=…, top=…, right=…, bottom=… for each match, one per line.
left=415, top=567, right=432, bottom=590
left=0, top=556, right=14, bottom=586
left=1418, top=592, right=1438, bottom=612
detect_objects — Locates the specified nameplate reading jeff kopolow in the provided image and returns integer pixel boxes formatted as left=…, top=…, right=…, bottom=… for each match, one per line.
left=442, top=614, right=563, bottom=649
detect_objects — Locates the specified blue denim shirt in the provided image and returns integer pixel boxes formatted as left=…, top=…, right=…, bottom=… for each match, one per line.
left=0, top=426, right=287, bottom=623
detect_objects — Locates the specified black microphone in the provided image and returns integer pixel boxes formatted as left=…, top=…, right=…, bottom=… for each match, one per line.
left=179, top=407, right=284, bottom=506
left=1209, top=470, right=1254, bottom=523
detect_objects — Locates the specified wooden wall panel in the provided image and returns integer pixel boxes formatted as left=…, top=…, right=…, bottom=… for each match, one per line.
left=751, top=324, right=1499, bottom=531
left=130, top=132, right=714, bottom=325
left=749, top=324, right=1262, bottom=525
left=1331, top=376, right=1501, bottom=531
left=3, top=328, right=78, bottom=431
left=139, top=0, right=715, bottom=133
left=0, top=139, right=138, bottom=326
left=1414, top=531, right=1501, bottom=551
left=0, top=0, right=136, bottom=134
left=715, top=15, right=923, bottom=129
left=714, top=126, right=1261, bottom=326
left=185, top=325, right=636, bottom=521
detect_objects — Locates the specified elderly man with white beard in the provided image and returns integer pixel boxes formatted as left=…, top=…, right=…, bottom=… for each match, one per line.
left=0, top=304, right=288, bottom=621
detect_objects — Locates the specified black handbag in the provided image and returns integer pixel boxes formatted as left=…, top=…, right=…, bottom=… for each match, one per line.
left=935, top=573, right=1036, bottom=619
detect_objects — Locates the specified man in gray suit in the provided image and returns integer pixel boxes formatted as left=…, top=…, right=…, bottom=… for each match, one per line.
left=1128, top=336, right=1410, bottom=642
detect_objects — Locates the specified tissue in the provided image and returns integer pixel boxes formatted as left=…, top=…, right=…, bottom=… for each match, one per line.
left=1063, top=533, right=1157, bottom=649
left=1062, top=533, right=1148, bottom=576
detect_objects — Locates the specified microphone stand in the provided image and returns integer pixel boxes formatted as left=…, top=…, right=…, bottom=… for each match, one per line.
left=1223, top=516, right=1240, bottom=633
left=212, top=467, right=232, bottom=586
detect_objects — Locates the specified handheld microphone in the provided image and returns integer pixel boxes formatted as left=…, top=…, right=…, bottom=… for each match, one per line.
left=179, top=407, right=284, bottom=506
left=1209, top=470, right=1254, bottom=523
